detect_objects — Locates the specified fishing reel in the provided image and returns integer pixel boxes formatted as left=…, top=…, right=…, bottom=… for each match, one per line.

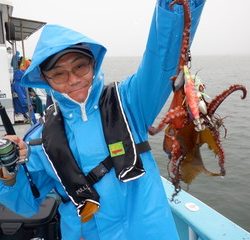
left=0, top=138, right=19, bottom=175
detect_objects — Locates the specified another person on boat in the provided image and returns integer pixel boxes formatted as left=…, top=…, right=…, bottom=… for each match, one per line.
left=11, top=67, right=28, bottom=122
left=6, top=47, right=14, bottom=83
left=11, top=60, right=36, bottom=124
left=11, top=68, right=31, bottom=123
left=0, top=0, right=205, bottom=239
left=28, top=88, right=44, bottom=117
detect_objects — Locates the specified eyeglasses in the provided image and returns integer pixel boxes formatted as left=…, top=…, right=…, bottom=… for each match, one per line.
left=43, top=57, right=93, bottom=85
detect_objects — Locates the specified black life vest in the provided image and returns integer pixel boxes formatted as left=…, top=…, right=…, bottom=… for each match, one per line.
left=40, top=82, right=150, bottom=216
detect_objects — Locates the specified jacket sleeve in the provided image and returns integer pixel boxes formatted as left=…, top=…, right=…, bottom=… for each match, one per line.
left=0, top=165, right=53, bottom=217
left=0, top=130, right=54, bottom=217
left=119, top=0, right=205, bottom=132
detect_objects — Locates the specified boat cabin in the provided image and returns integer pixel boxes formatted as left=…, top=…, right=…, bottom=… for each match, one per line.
left=0, top=0, right=45, bottom=124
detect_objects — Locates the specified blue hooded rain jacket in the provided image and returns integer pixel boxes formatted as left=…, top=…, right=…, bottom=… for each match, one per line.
left=12, top=69, right=28, bottom=114
left=0, top=0, right=205, bottom=239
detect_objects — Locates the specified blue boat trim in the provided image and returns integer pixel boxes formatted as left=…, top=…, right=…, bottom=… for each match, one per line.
left=162, top=177, right=250, bottom=240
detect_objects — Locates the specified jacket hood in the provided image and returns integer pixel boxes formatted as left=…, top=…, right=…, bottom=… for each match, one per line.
left=22, top=24, right=106, bottom=89
left=21, top=24, right=107, bottom=114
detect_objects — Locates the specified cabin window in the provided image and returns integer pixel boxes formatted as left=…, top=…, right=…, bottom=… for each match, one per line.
left=0, top=11, right=4, bottom=44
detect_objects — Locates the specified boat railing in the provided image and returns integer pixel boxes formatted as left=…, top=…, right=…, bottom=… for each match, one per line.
left=161, top=177, right=250, bottom=240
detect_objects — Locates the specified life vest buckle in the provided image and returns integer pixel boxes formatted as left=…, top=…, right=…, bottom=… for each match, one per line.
left=87, top=162, right=109, bottom=185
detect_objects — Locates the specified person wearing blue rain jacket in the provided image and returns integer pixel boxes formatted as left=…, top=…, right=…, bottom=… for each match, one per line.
left=0, top=0, right=205, bottom=239
left=12, top=69, right=37, bottom=124
left=12, top=69, right=28, bottom=115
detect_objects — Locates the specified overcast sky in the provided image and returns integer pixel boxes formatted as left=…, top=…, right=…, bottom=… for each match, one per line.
left=10, top=0, right=250, bottom=57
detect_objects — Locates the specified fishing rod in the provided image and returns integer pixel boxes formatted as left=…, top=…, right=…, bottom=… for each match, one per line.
left=0, top=101, right=15, bottom=135
left=0, top=100, right=40, bottom=198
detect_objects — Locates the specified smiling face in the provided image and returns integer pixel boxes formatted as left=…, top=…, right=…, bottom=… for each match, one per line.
left=42, top=52, right=94, bottom=103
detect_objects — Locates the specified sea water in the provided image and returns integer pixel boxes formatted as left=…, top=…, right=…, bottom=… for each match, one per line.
left=102, top=55, right=250, bottom=232
left=1, top=55, right=249, bottom=232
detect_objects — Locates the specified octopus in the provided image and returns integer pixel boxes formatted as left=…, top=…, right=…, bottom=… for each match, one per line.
left=149, top=0, right=248, bottom=197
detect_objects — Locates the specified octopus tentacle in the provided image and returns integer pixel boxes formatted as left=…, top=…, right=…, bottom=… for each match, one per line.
left=211, top=128, right=226, bottom=176
left=164, top=130, right=183, bottom=189
left=148, top=106, right=187, bottom=135
left=149, top=0, right=247, bottom=200
left=207, top=84, right=247, bottom=115
left=169, top=0, right=191, bottom=72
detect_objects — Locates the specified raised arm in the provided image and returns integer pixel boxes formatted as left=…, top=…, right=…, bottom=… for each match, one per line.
left=119, top=0, right=205, bottom=132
